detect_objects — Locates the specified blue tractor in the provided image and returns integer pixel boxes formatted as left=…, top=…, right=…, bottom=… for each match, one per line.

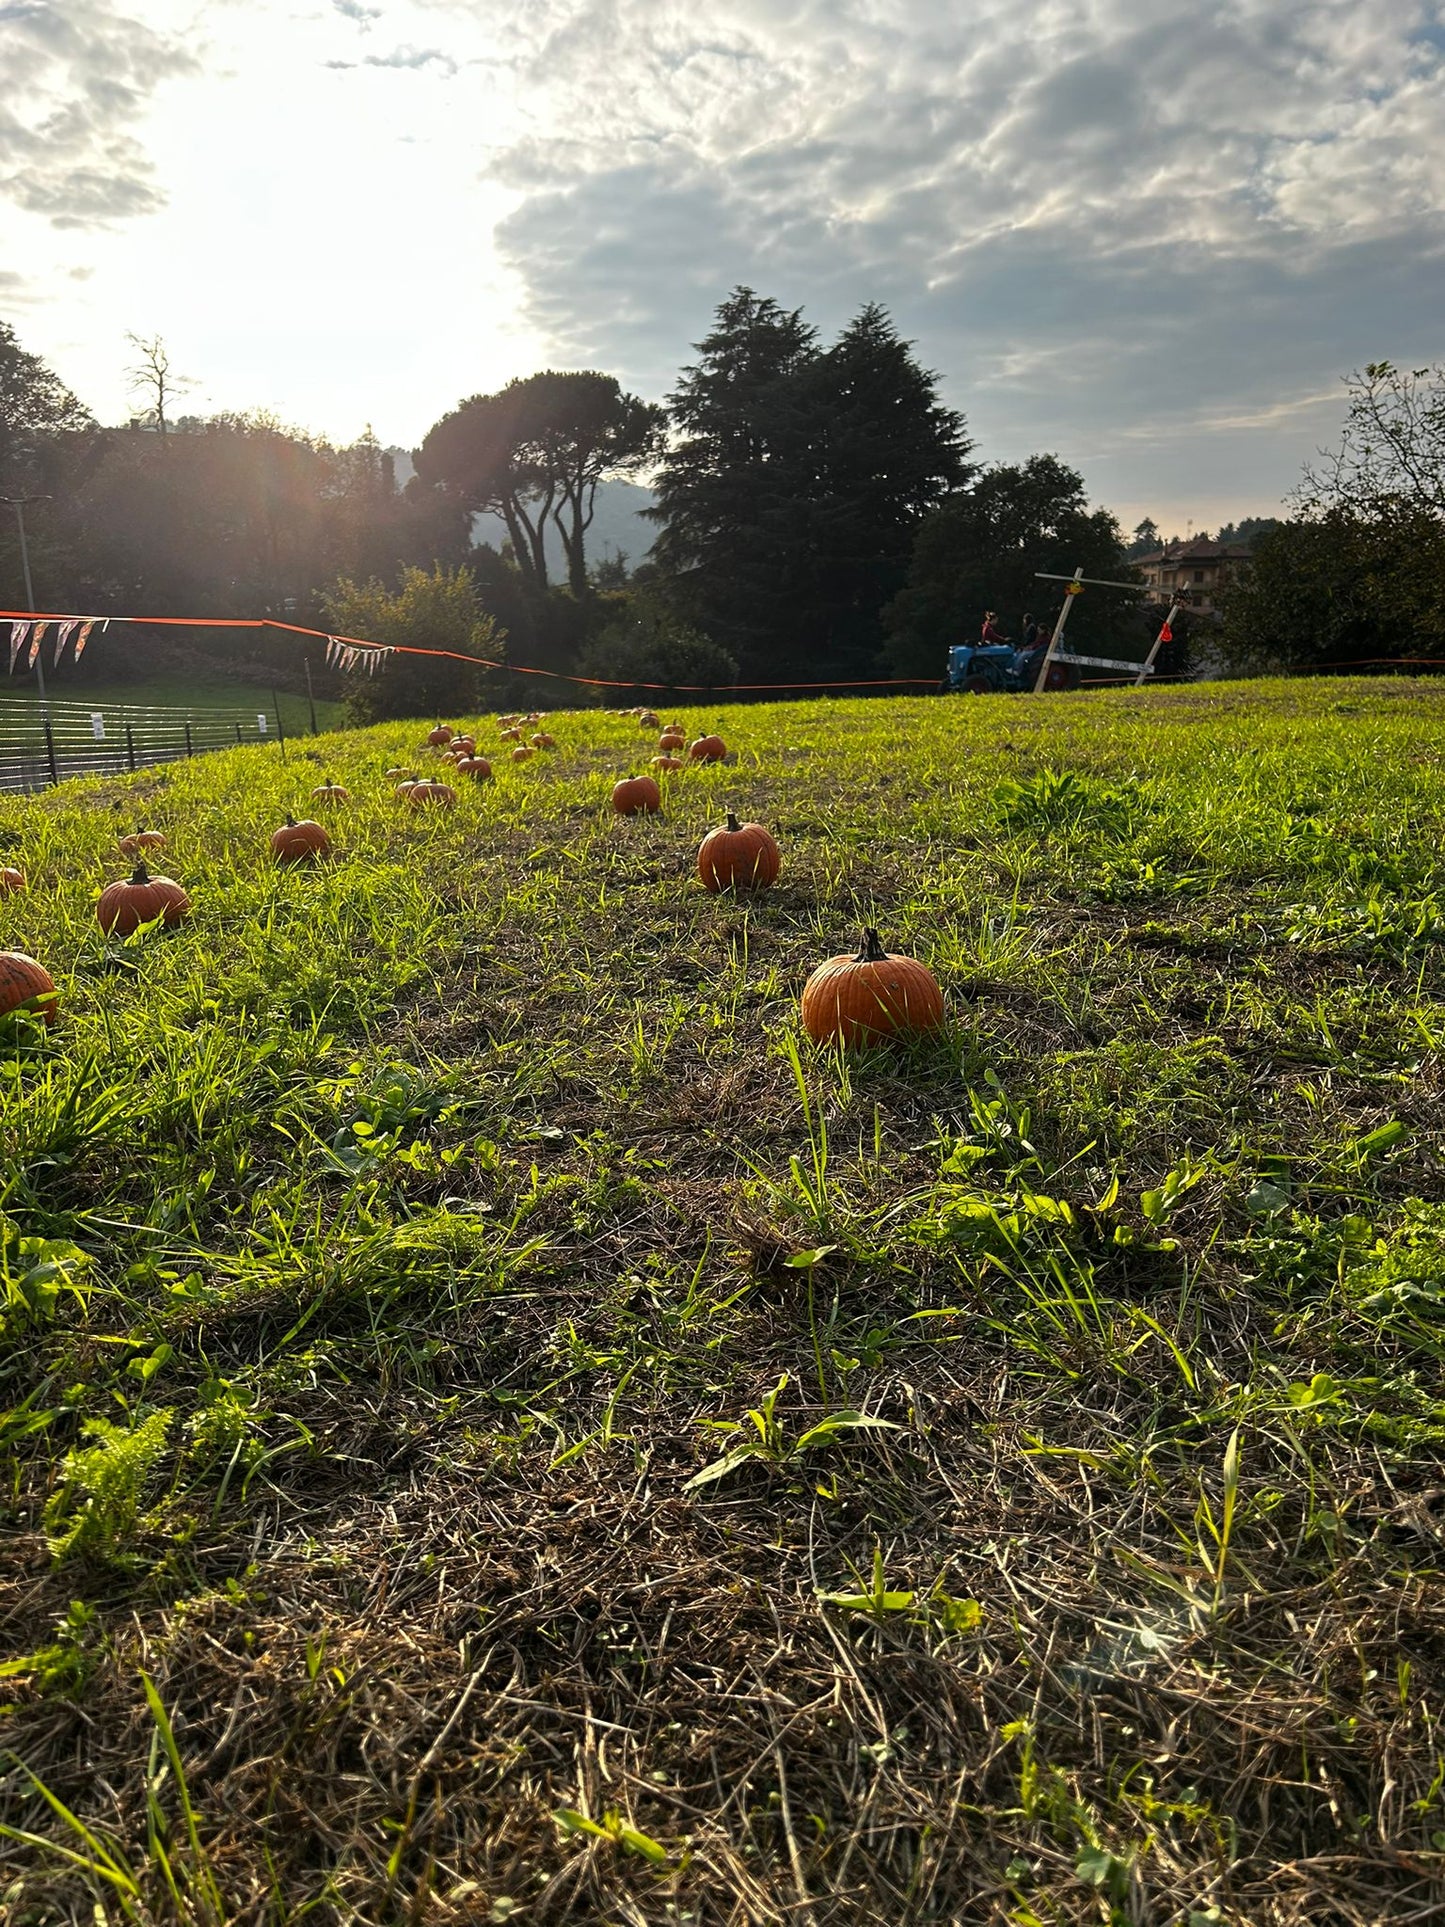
left=943, top=639, right=1082, bottom=694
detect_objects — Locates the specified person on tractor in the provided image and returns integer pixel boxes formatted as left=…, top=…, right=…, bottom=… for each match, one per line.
left=980, top=610, right=1009, bottom=645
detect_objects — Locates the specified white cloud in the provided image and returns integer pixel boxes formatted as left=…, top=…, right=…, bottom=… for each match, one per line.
left=0, top=0, right=1442, bottom=523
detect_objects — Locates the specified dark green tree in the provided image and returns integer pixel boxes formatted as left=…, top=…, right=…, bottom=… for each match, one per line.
left=649, top=289, right=971, bottom=681
left=1216, top=505, right=1445, bottom=670
left=415, top=371, right=663, bottom=595
left=0, top=321, right=93, bottom=490
left=321, top=563, right=505, bottom=722
left=883, top=455, right=1134, bottom=677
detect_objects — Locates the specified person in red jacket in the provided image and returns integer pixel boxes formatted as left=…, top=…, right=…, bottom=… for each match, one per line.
left=981, top=611, right=1009, bottom=644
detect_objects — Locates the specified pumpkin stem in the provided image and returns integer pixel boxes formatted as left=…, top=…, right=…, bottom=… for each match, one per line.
left=285, top=813, right=296, bottom=825
left=726, top=811, right=742, bottom=832
left=856, top=928, right=889, bottom=963
left=131, top=861, right=150, bottom=885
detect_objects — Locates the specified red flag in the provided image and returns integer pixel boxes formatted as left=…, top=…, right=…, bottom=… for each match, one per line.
left=1157, top=621, right=1173, bottom=643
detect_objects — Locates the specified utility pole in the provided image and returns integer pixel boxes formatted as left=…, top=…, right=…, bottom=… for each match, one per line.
left=2, top=494, right=52, bottom=714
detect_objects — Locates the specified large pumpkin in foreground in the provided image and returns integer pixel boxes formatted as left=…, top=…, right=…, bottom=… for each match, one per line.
left=612, top=775, right=661, bottom=816
left=0, top=951, right=56, bottom=1026
left=800, top=929, right=944, bottom=1047
left=697, top=812, right=781, bottom=892
left=97, top=862, right=191, bottom=937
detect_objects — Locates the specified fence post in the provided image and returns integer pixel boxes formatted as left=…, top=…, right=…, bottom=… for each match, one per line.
left=185, top=720, right=193, bottom=758
left=304, top=657, right=318, bottom=735
left=44, top=719, right=59, bottom=788
left=236, top=721, right=243, bottom=745
left=125, top=724, right=137, bottom=772
left=272, top=688, right=287, bottom=761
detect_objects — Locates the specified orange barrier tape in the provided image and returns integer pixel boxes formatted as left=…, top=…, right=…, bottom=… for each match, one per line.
left=0, top=609, right=942, bottom=694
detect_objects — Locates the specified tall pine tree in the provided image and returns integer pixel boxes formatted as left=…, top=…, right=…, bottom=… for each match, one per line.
left=648, top=290, right=970, bottom=681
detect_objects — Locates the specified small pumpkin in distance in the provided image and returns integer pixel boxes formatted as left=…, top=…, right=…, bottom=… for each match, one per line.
left=270, top=814, right=331, bottom=862
left=386, top=765, right=408, bottom=779
left=638, top=709, right=661, bottom=730
left=97, top=861, right=191, bottom=937
left=0, top=866, right=24, bottom=895
left=500, top=726, right=523, bottom=743
left=394, top=773, right=421, bottom=797
left=310, top=777, right=350, bottom=802
left=118, top=825, right=167, bottom=856
left=510, top=745, right=535, bottom=764
left=449, top=736, right=476, bottom=756
left=800, top=929, right=944, bottom=1048
left=407, top=779, right=457, bottom=808
left=612, top=774, right=661, bottom=816
left=426, top=723, right=453, bottom=747
left=698, top=812, right=781, bottom=892
left=658, top=729, right=685, bottom=751
left=0, top=950, right=56, bottom=1027
left=531, top=732, right=556, bottom=750
left=689, top=733, right=726, bottom=764
left=651, top=755, right=684, bottom=771
left=456, top=755, right=493, bottom=782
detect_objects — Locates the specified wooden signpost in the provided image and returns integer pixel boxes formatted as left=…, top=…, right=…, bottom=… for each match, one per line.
left=1031, top=566, right=1176, bottom=693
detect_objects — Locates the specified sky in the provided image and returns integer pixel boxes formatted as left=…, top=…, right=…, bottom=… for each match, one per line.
left=3, top=0, right=1445, bottom=534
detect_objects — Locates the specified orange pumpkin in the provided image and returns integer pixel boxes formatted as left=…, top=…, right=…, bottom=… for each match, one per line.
left=638, top=709, right=661, bottom=730
left=689, top=734, right=726, bottom=764
left=698, top=813, right=781, bottom=892
left=118, top=825, right=167, bottom=856
left=449, top=736, right=476, bottom=757
left=612, top=775, right=661, bottom=816
left=651, top=755, right=684, bottom=772
left=531, top=732, right=556, bottom=750
left=658, top=729, right=685, bottom=751
left=0, top=951, right=56, bottom=1027
left=510, top=745, right=535, bottom=764
left=270, top=814, right=331, bottom=862
left=0, top=866, right=24, bottom=895
left=394, top=774, right=421, bottom=798
left=427, top=724, right=453, bottom=747
left=500, top=726, right=523, bottom=743
left=801, top=930, right=944, bottom=1047
left=310, top=777, right=350, bottom=803
left=386, top=765, right=408, bottom=779
left=456, top=755, right=493, bottom=782
left=97, top=862, right=191, bottom=937
left=525, top=711, right=543, bottom=724
left=407, top=780, right=457, bottom=808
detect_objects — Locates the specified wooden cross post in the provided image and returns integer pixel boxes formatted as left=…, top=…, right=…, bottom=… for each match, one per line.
left=1032, top=565, right=1084, bottom=693
left=1134, top=601, right=1183, bottom=686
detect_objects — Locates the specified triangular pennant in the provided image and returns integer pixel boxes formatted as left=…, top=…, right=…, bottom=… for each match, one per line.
left=54, top=618, right=79, bottom=669
left=8, top=619, right=28, bottom=675
left=26, top=621, right=48, bottom=669
left=1157, top=620, right=1173, bottom=644
left=72, top=619, right=96, bottom=665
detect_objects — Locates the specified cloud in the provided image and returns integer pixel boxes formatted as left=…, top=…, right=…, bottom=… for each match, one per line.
left=332, top=0, right=381, bottom=21
left=326, top=41, right=458, bottom=73
left=474, top=0, right=1445, bottom=512
left=0, top=0, right=197, bottom=230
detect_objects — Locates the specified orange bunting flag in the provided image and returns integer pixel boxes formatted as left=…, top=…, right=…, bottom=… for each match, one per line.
left=1157, top=621, right=1173, bottom=644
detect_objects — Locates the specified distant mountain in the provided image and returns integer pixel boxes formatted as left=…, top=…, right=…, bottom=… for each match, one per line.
left=389, top=451, right=656, bottom=575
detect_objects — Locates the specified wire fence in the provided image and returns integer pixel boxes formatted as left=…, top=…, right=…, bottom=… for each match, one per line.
left=0, top=696, right=286, bottom=795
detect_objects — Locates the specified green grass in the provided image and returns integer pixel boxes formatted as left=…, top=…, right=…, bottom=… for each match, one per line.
left=0, top=675, right=343, bottom=736
left=2, top=679, right=1444, bottom=1924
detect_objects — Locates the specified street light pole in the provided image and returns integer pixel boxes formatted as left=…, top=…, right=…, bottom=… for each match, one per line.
left=2, top=494, right=52, bottom=713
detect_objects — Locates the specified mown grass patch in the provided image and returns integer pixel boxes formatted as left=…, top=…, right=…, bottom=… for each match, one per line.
left=2, top=679, right=1445, bottom=1924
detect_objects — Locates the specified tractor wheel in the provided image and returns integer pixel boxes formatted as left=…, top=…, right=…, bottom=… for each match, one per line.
left=1042, top=659, right=1082, bottom=692
left=965, top=673, right=993, bottom=696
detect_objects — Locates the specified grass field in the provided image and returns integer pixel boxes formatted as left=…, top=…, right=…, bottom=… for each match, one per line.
left=2, top=679, right=1444, bottom=1924
left=0, top=678, right=345, bottom=738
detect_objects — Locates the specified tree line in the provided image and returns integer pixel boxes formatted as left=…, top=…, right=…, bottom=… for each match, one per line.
left=1, top=305, right=1435, bottom=716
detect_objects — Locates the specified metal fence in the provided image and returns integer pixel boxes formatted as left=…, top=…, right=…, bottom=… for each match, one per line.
left=0, top=696, right=284, bottom=794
